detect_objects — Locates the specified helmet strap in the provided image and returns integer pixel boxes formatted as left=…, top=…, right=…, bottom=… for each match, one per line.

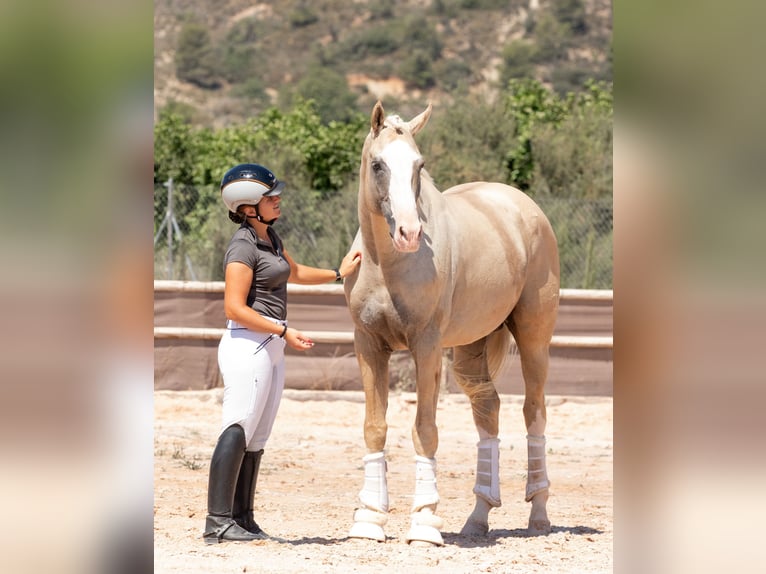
left=245, top=204, right=277, bottom=226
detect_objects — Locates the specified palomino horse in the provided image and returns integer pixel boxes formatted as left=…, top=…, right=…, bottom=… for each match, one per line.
left=343, top=102, right=560, bottom=545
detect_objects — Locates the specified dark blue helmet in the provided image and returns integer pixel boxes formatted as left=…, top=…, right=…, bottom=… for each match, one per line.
left=220, top=163, right=284, bottom=212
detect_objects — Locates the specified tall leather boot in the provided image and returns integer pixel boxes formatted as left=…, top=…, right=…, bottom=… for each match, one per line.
left=232, top=449, right=267, bottom=537
left=202, top=425, right=262, bottom=544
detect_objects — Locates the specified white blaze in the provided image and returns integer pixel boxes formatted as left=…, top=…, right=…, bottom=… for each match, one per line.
left=380, top=139, right=422, bottom=251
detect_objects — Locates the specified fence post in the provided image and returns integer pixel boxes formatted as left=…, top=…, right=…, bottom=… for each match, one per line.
left=165, top=177, right=174, bottom=279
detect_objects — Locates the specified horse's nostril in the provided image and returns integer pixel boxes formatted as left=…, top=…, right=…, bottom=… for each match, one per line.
left=399, top=226, right=406, bottom=238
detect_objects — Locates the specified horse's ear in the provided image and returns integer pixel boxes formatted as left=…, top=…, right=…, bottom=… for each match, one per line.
left=407, top=102, right=433, bottom=137
left=371, top=101, right=385, bottom=137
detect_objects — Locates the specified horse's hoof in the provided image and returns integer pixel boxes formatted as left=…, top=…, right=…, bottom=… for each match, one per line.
left=459, top=518, right=489, bottom=537
left=406, top=524, right=444, bottom=546
left=348, top=521, right=386, bottom=542
left=348, top=508, right=387, bottom=542
left=528, top=518, right=551, bottom=535
left=406, top=511, right=444, bottom=546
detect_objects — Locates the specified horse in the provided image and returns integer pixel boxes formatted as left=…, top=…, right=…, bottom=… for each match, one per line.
left=342, top=101, right=560, bottom=546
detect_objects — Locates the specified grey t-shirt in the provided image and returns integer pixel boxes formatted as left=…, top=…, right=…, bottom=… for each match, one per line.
left=223, top=224, right=292, bottom=320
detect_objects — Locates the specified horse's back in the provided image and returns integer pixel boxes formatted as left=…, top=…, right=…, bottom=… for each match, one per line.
left=441, top=181, right=556, bottom=260
left=443, top=182, right=549, bottom=226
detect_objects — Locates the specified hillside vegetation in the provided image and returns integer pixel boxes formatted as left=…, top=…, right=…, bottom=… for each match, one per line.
left=154, top=0, right=612, bottom=127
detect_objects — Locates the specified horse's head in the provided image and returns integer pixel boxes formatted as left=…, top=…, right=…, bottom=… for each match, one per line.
left=362, top=101, right=432, bottom=253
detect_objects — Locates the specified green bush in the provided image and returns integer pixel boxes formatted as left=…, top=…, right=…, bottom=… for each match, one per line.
left=402, top=15, right=442, bottom=60
left=339, top=25, right=400, bottom=60
left=433, top=58, right=473, bottom=92
left=175, top=23, right=221, bottom=89
left=219, top=19, right=258, bottom=84
left=370, top=0, right=395, bottom=20
left=285, top=65, right=360, bottom=124
left=418, top=94, right=516, bottom=188
left=499, top=40, right=539, bottom=86
left=230, top=78, right=268, bottom=103
left=534, top=11, right=572, bottom=62
left=289, top=5, right=319, bottom=28
left=531, top=108, right=612, bottom=199
left=552, top=0, right=588, bottom=35
left=400, top=51, right=436, bottom=90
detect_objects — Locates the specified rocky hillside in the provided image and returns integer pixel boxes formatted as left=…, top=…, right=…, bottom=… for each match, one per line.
left=154, top=0, right=611, bottom=127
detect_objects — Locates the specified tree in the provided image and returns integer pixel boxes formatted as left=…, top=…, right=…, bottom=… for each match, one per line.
left=503, top=78, right=612, bottom=196
left=504, top=78, right=567, bottom=190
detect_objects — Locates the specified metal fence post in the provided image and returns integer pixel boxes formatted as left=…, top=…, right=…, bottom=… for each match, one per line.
left=165, top=177, right=174, bottom=279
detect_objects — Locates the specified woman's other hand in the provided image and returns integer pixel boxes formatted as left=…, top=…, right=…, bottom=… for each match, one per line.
left=284, top=327, right=314, bottom=351
left=339, top=249, right=362, bottom=279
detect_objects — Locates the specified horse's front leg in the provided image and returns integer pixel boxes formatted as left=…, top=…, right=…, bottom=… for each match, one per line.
left=405, top=338, right=445, bottom=546
left=348, top=331, right=392, bottom=542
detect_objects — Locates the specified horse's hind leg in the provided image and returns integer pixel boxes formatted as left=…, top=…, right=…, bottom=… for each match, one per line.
left=452, top=338, right=502, bottom=537
left=508, top=293, right=558, bottom=535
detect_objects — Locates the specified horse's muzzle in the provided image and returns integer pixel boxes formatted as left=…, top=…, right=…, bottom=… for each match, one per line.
left=392, top=224, right=423, bottom=252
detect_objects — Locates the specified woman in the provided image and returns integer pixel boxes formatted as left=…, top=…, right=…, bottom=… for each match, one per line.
left=203, top=163, right=361, bottom=544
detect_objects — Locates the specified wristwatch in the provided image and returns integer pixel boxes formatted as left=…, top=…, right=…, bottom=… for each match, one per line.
left=333, top=268, right=342, bottom=283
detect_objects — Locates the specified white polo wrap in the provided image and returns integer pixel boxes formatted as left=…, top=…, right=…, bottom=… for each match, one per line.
left=473, top=437, right=502, bottom=507
left=358, top=451, right=389, bottom=513
left=412, top=455, right=439, bottom=511
left=525, top=434, right=550, bottom=501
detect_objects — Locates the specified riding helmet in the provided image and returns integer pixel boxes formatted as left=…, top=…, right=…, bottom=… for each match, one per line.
left=220, top=163, right=285, bottom=212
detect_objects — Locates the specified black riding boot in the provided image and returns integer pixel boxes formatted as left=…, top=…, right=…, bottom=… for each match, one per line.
left=232, top=449, right=267, bottom=537
left=202, top=425, right=262, bottom=544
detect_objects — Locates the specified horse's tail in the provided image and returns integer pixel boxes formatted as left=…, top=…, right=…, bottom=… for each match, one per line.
left=486, top=327, right=513, bottom=381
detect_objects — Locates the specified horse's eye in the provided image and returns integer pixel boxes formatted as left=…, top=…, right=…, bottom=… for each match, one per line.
left=371, top=160, right=383, bottom=173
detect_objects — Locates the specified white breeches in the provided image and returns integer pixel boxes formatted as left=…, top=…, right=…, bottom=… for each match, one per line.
left=217, top=320, right=286, bottom=451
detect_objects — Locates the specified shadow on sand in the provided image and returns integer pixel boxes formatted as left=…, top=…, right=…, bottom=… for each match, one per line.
left=268, top=524, right=602, bottom=548
left=443, top=524, right=604, bottom=548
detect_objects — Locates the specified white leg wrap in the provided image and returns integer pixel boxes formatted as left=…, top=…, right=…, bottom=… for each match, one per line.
left=472, top=437, right=502, bottom=507
left=349, top=452, right=389, bottom=542
left=358, top=451, right=389, bottom=513
left=525, top=434, right=550, bottom=501
left=412, top=455, right=439, bottom=511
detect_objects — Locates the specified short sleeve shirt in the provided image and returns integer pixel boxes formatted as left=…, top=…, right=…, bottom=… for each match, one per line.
left=223, top=224, right=292, bottom=320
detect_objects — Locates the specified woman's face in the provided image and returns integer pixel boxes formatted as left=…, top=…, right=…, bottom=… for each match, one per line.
left=258, top=195, right=281, bottom=219
left=240, top=195, right=281, bottom=221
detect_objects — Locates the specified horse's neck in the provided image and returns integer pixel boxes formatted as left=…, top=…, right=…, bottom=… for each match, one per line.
left=357, top=204, right=395, bottom=265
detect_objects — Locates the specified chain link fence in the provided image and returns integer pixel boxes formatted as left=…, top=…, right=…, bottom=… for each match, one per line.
left=154, top=180, right=612, bottom=289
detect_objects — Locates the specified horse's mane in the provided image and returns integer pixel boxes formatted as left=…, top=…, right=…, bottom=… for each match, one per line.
left=385, top=114, right=406, bottom=127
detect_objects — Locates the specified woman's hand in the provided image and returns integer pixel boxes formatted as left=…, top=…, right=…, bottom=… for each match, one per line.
left=283, top=327, right=314, bottom=351
left=338, top=249, right=362, bottom=279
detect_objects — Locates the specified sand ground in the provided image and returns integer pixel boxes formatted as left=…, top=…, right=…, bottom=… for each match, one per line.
left=154, top=388, right=612, bottom=573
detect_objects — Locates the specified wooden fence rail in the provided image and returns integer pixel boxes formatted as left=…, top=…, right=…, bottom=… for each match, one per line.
left=154, top=281, right=613, bottom=349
